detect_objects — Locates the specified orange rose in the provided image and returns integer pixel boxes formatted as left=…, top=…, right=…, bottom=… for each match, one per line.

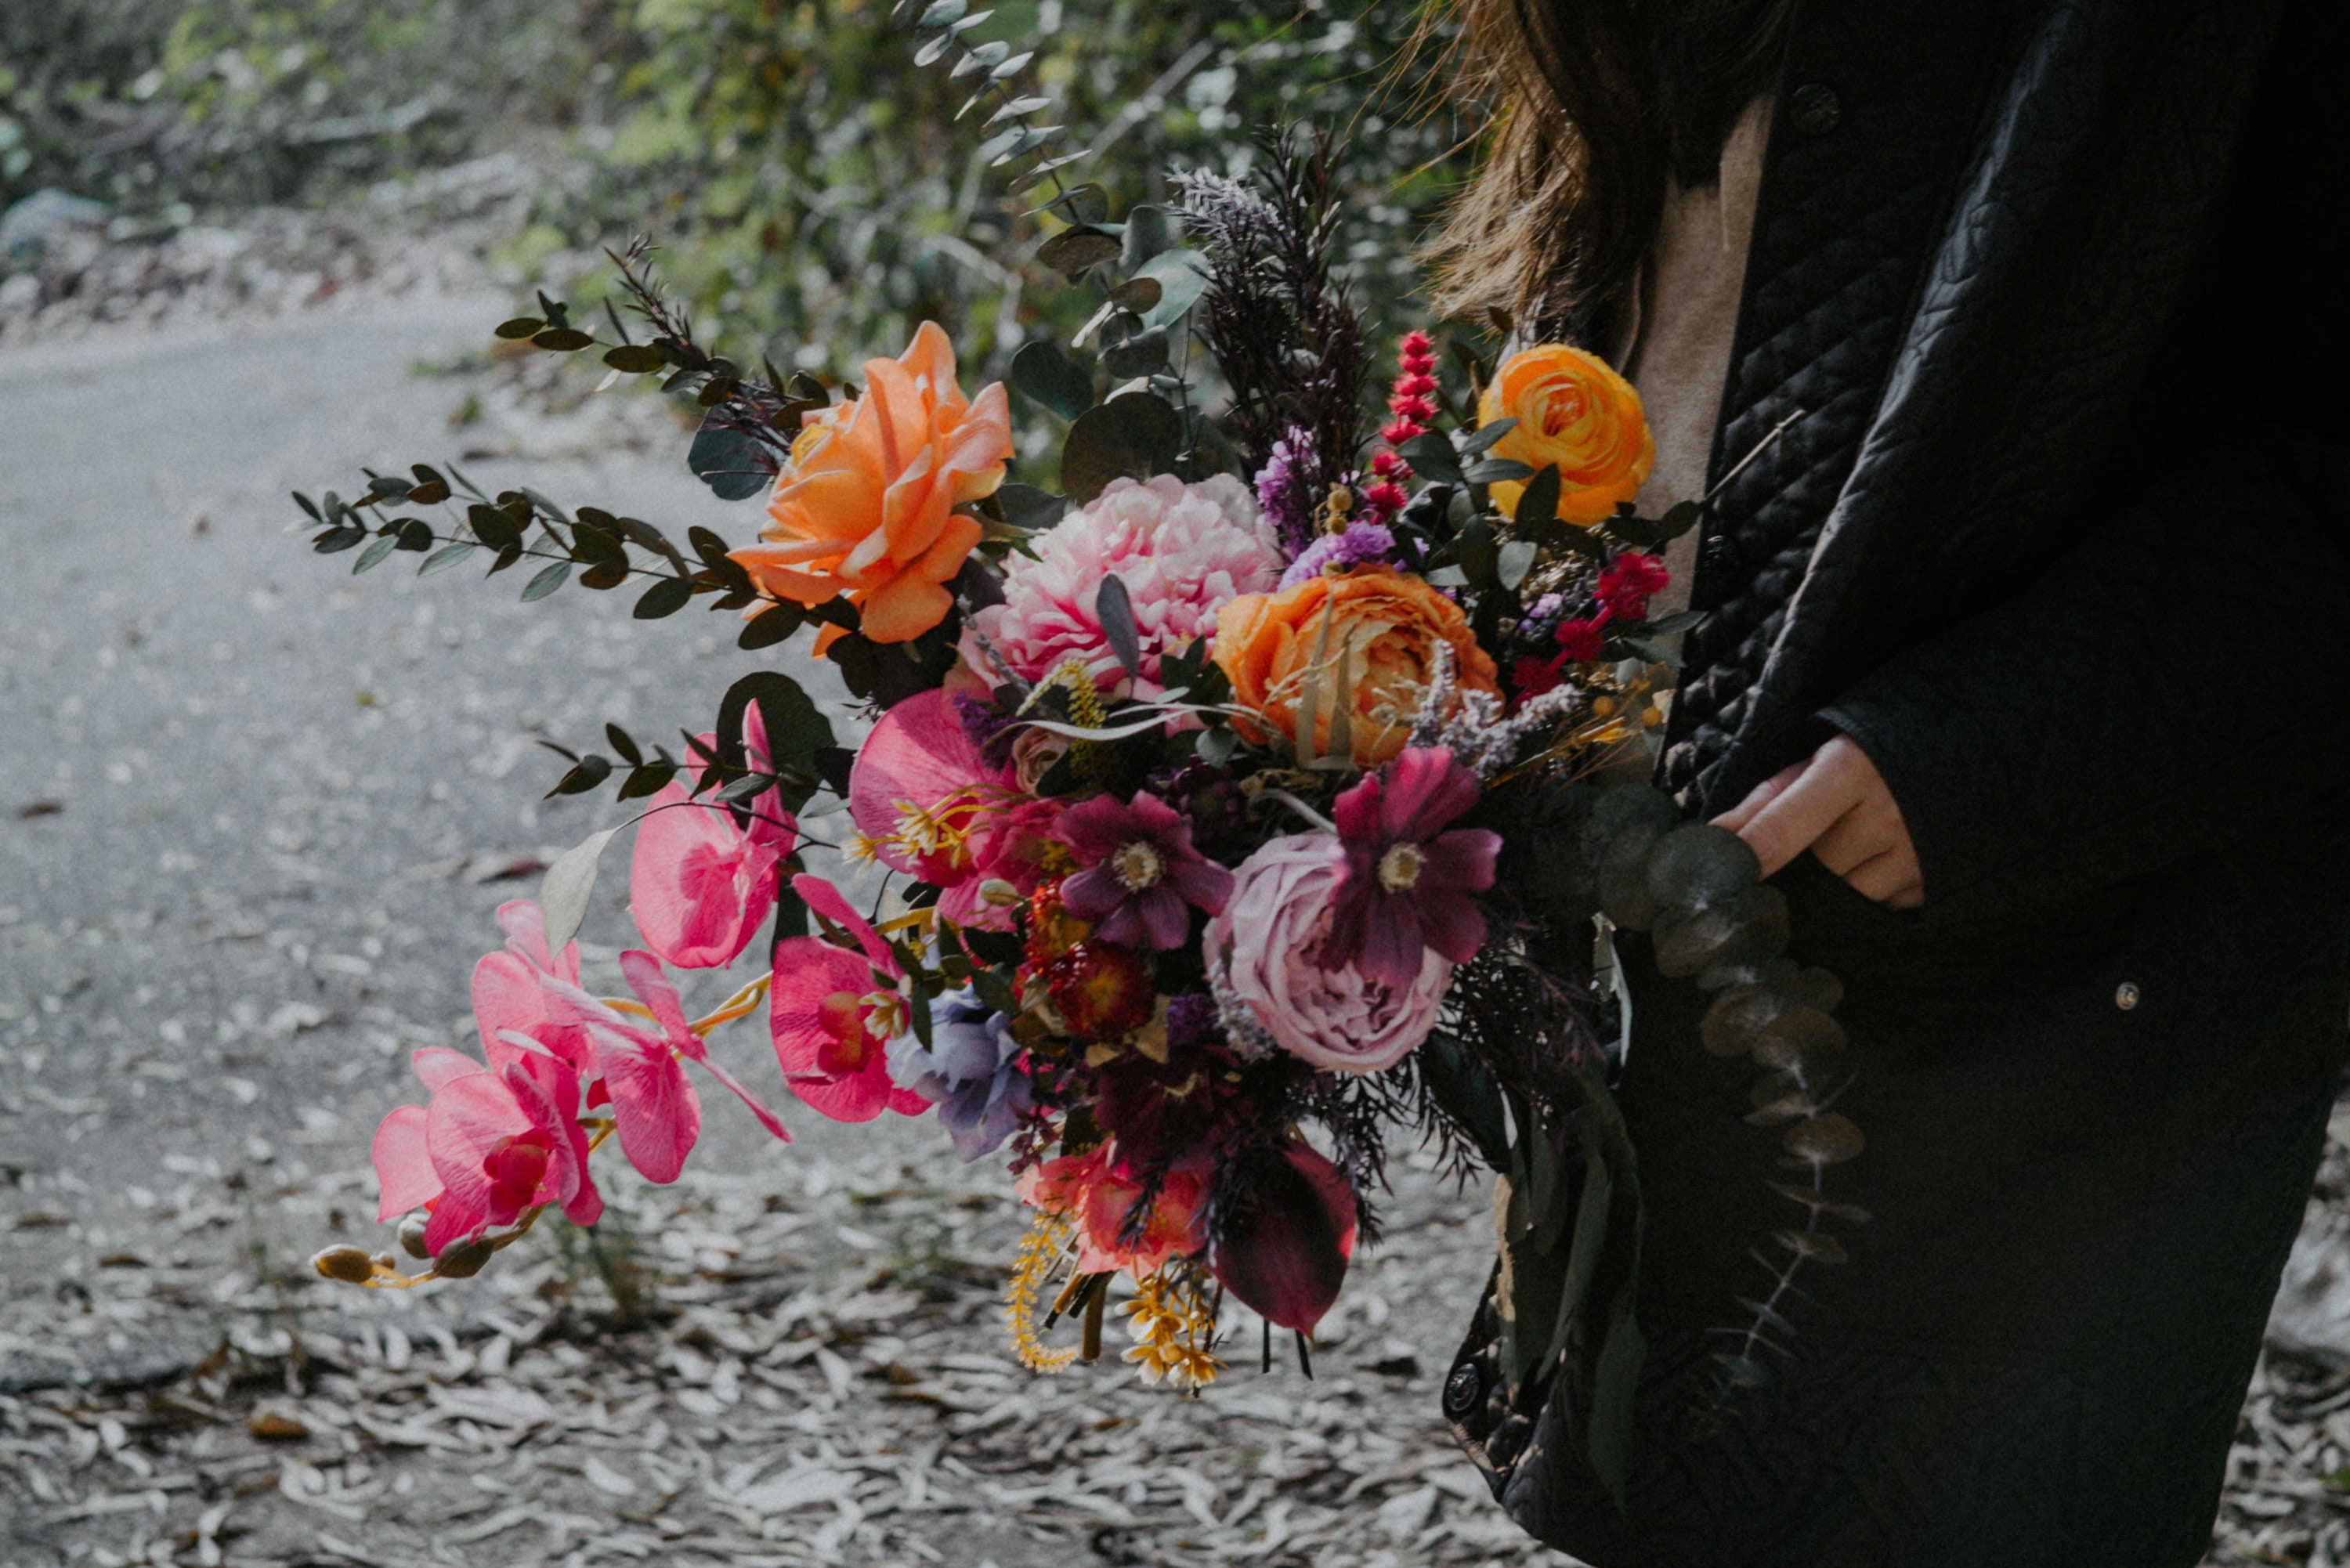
left=1212, top=565, right=1501, bottom=766
left=1477, top=343, right=1654, bottom=526
left=732, top=321, right=1013, bottom=645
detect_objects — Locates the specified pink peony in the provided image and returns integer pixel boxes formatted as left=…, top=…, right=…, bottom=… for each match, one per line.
left=1205, top=833, right=1452, bottom=1075
left=959, top=474, right=1284, bottom=699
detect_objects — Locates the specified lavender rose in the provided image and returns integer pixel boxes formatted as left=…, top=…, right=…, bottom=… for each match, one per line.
left=1203, top=833, right=1452, bottom=1075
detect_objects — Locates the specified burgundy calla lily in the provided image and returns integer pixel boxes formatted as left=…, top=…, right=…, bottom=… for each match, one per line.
left=1208, top=1140, right=1358, bottom=1335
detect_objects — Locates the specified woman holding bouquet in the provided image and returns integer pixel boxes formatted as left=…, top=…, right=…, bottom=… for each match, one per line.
left=1435, top=2, right=2350, bottom=1564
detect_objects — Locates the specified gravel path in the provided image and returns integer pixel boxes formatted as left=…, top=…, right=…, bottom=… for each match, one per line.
left=1, top=280, right=2341, bottom=1568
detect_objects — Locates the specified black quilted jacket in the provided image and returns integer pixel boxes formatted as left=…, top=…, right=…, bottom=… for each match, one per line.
left=1441, top=2, right=2350, bottom=1564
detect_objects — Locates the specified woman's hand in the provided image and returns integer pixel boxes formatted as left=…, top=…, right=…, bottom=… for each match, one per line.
left=1711, top=736, right=1925, bottom=909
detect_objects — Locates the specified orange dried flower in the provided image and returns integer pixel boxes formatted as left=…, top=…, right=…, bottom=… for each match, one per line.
left=1211, top=565, right=1501, bottom=766
left=1477, top=343, right=1654, bottom=525
left=732, top=321, right=1013, bottom=646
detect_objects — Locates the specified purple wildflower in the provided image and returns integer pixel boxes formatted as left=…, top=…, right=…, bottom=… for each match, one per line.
left=1255, top=425, right=1321, bottom=555
left=1278, top=519, right=1399, bottom=589
left=1164, top=992, right=1226, bottom=1056
left=1055, top=791, right=1235, bottom=950
left=1320, top=747, right=1502, bottom=987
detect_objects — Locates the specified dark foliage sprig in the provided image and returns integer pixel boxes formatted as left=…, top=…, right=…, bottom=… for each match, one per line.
left=1174, top=132, right=1369, bottom=513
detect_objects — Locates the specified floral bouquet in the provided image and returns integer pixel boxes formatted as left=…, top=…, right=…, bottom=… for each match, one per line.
left=298, top=18, right=1856, bottom=1498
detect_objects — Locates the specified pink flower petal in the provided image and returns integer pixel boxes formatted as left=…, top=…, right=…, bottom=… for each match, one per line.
left=848, top=689, right=995, bottom=880
left=372, top=1105, right=439, bottom=1221
left=598, top=1034, right=701, bottom=1184
left=629, top=782, right=779, bottom=970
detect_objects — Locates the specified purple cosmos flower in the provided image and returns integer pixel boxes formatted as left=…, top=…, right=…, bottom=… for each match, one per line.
left=1278, top=519, right=1399, bottom=589
left=887, top=994, right=1032, bottom=1162
left=1056, top=790, right=1235, bottom=950
left=1319, top=747, right=1503, bottom=988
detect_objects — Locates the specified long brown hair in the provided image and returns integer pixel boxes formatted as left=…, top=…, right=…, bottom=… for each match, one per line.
left=1426, top=0, right=1792, bottom=335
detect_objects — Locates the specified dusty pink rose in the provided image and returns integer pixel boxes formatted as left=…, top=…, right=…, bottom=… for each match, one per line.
left=959, top=474, right=1283, bottom=699
left=1205, top=833, right=1452, bottom=1075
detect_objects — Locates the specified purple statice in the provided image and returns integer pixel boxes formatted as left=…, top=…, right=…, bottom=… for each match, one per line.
left=888, top=994, right=1033, bottom=1162
left=1278, top=518, right=1399, bottom=589
left=1147, top=758, right=1246, bottom=854
left=1254, top=425, right=1321, bottom=556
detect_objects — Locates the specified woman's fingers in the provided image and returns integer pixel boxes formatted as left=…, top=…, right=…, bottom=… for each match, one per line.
left=1843, top=845, right=1924, bottom=905
left=1726, top=753, right=1863, bottom=879
left=1715, top=737, right=1925, bottom=907
left=1711, top=758, right=1807, bottom=834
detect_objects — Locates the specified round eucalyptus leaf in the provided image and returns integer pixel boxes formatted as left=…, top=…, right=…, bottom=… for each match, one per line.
left=1646, top=824, right=1761, bottom=916
left=1595, top=829, right=1668, bottom=930
left=1653, top=886, right=1789, bottom=979
left=1750, top=1003, right=1847, bottom=1077
left=1744, top=1091, right=1820, bottom=1127
left=1586, top=785, right=1679, bottom=846
left=1766, top=1181, right=1872, bottom=1226
left=1781, top=1112, right=1865, bottom=1167
left=1700, top=983, right=1787, bottom=1059
left=1060, top=392, right=1181, bottom=504
left=1775, top=1228, right=1850, bottom=1264
left=1786, top=966, right=1845, bottom=1013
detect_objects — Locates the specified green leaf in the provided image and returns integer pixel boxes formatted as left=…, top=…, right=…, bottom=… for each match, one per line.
left=689, top=419, right=770, bottom=502
left=547, top=754, right=612, bottom=797
left=312, top=526, right=367, bottom=555
left=1463, top=457, right=1536, bottom=486
left=1647, top=609, right=1707, bottom=636
left=633, top=577, right=695, bottom=620
left=1059, top=392, right=1181, bottom=504
left=1094, top=574, right=1141, bottom=680
left=1497, top=539, right=1538, bottom=591
left=1397, top=431, right=1463, bottom=489
left=913, top=0, right=967, bottom=27
left=1120, top=204, right=1176, bottom=269
left=351, top=533, right=402, bottom=574
left=714, top=672, right=836, bottom=812
left=604, top=724, right=642, bottom=766
left=1513, top=464, right=1562, bottom=529
left=521, top=562, right=571, bottom=602
left=995, top=483, right=1065, bottom=530
left=531, top=327, right=595, bottom=352
left=1009, top=340, right=1094, bottom=422
left=738, top=604, right=804, bottom=651
left=1099, top=327, right=1168, bottom=379
left=602, top=343, right=669, bottom=374
left=1132, top=250, right=1210, bottom=329
left=1036, top=226, right=1123, bottom=278
left=493, top=316, right=544, bottom=340
left=617, top=761, right=678, bottom=801
left=292, top=491, right=322, bottom=522
left=418, top=542, right=475, bottom=577
left=1461, top=417, right=1519, bottom=459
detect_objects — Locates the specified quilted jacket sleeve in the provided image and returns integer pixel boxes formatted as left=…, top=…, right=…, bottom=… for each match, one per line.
left=1820, top=441, right=2350, bottom=915
left=1820, top=8, right=2350, bottom=916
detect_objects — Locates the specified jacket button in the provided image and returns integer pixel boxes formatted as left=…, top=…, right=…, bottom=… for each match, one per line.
left=1443, top=1362, right=1483, bottom=1418
left=1789, top=82, right=1842, bottom=137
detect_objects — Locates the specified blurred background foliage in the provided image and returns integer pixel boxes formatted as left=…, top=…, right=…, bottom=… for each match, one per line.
left=2, top=0, right=1478, bottom=374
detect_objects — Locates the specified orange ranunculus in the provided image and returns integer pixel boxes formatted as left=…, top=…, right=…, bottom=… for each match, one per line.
left=1477, top=343, right=1654, bottom=526
left=1211, top=565, right=1501, bottom=766
left=730, top=321, right=1013, bottom=645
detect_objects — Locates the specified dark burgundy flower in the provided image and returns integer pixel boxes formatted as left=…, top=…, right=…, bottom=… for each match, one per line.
left=1092, top=1033, right=1238, bottom=1175
left=1055, top=790, right=1234, bottom=951
left=1512, top=652, right=1568, bottom=699
left=1044, top=941, right=1155, bottom=1040
left=1594, top=550, right=1671, bottom=620
left=1208, top=1140, right=1358, bottom=1335
left=1552, top=615, right=1608, bottom=663
left=1321, top=747, right=1502, bottom=987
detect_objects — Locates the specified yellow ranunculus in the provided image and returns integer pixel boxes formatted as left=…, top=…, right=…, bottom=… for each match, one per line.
left=1477, top=343, right=1654, bottom=526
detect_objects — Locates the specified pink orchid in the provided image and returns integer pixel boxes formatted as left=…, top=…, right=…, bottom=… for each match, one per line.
left=471, top=900, right=598, bottom=1082
left=769, top=874, right=933, bottom=1122
left=1321, top=747, right=1502, bottom=987
left=541, top=950, right=790, bottom=1183
left=847, top=689, right=1049, bottom=931
left=372, top=1043, right=602, bottom=1257
left=629, top=783, right=786, bottom=970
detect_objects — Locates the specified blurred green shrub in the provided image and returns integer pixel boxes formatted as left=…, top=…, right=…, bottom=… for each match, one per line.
left=2, top=0, right=1474, bottom=363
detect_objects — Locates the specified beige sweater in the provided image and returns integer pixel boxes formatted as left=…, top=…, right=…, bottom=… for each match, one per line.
left=1618, top=96, right=1774, bottom=618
